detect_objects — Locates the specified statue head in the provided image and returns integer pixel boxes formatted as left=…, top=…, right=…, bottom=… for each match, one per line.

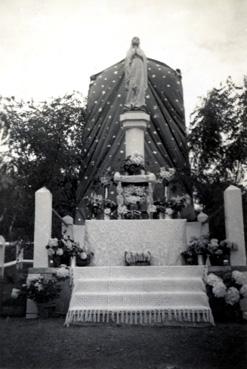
left=131, top=37, right=140, bottom=47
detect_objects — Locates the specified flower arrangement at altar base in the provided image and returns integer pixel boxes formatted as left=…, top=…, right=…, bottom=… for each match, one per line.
left=9, top=266, right=70, bottom=317
left=205, top=271, right=247, bottom=321
left=123, top=152, right=145, bottom=175
left=46, top=237, right=94, bottom=267
left=181, top=234, right=209, bottom=265
left=154, top=195, right=188, bottom=219
left=11, top=266, right=70, bottom=303
left=181, top=236, right=238, bottom=265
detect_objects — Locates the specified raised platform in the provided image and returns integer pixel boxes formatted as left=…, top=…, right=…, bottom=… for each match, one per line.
left=65, top=266, right=214, bottom=326
left=84, top=219, right=187, bottom=266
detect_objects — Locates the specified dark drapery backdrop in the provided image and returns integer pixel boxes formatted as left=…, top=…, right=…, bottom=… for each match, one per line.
left=76, top=58, right=193, bottom=220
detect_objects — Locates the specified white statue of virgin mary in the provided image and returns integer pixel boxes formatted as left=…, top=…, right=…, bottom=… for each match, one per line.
left=124, top=37, right=148, bottom=111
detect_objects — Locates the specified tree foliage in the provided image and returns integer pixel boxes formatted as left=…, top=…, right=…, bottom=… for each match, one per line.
left=0, top=92, right=86, bottom=239
left=188, top=77, right=247, bottom=239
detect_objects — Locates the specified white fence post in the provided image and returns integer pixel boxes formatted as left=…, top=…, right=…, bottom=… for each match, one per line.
left=224, top=185, right=246, bottom=265
left=33, top=187, right=52, bottom=268
left=0, top=235, right=5, bottom=278
left=62, top=215, right=74, bottom=239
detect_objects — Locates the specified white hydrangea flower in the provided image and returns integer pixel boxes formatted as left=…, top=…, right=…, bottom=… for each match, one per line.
left=56, top=266, right=70, bottom=279
left=225, top=287, right=240, bottom=305
left=48, top=238, right=58, bottom=247
left=56, top=248, right=64, bottom=256
left=27, top=274, right=42, bottom=286
left=206, top=273, right=222, bottom=287
left=212, top=281, right=227, bottom=298
left=240, top=284, right=247, bottom=298
left=232, top=270, right=247, bottom=286
left=130, top=153, right=144, bottom=166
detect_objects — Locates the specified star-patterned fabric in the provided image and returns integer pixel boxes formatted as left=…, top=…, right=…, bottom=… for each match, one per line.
left=76, top=58, right=192, bottom=212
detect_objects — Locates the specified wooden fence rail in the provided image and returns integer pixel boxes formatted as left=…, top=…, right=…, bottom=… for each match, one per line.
left=0, top=237, right=34, bottom=278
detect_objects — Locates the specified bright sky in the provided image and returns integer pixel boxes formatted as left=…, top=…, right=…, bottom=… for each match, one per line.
left=0, top=0, right=247, bottom=123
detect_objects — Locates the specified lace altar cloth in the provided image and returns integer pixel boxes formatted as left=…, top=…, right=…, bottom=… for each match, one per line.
left=84, top=219, right=186, bottom=266
left=65, top=266, right=214, bottom=326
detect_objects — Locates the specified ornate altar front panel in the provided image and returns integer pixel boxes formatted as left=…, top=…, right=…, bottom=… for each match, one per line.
left=84, top=219, right=186, bottom=266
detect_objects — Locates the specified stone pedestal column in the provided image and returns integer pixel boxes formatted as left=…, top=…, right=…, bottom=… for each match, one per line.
left=120, top=111, right=150, bottom=158
left=224, top=185, right=246, bottom=265
left=33, top=187, right=52, bottom=268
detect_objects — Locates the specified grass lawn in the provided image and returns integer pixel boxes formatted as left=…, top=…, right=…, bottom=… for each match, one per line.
left=0, top=318, right=246, bottom=369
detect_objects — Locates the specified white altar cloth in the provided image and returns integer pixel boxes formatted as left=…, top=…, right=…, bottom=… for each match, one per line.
left=84, top=219, right=186, bottom=266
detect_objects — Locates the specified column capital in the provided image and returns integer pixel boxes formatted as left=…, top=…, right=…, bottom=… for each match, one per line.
left=120, top=111, right=150, bottom=123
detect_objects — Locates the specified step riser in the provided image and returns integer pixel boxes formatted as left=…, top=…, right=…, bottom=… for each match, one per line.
left=75, top=279, right=205, bottom=293
left=73, top=266, right=205, bottom=279
left=71, top=293, right=208, bottom=308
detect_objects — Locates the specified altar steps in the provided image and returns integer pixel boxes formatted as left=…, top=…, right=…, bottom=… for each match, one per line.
left=65, top=266, right=214, bottom=326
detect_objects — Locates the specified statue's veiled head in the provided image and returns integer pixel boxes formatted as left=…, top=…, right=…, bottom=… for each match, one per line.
left=131, top=37, right=140, bottom=47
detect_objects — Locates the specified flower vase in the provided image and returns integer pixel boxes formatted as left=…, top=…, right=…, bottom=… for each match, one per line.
left=205, top=255, right=211, bottom=266
left=159, top=212, right=165, bottom=219
left=104, top=208, right=111, bottom=220
left=197, top=254, right=204, bottom=265
left=70, top=256, right=76, bottom=267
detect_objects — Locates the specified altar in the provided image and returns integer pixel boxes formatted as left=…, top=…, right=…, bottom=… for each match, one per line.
left=84, top=219, right=186, bottom=266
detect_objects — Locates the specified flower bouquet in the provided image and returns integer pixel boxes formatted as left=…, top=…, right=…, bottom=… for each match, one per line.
left=21, top=274, right=61, bottom=304
left=159, top=167, right=176, bottom=186
left=83, top=192, right=104, bottom=219
left=167, top=195, right=187, bottom=217
left=181, top=235, right=210, bottom=265
left=46, top=237, right=94, bottom=267
left=123, top=153, right=145, bottom=175
left=46, top=238, right=68, bottom=267
left=207, top=238, right=238, bottom=266
left=103, top=199, right=117, bottom=219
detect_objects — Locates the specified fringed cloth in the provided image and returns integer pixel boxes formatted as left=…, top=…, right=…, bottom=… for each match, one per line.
left=65, top=266, right=214, bottom=327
